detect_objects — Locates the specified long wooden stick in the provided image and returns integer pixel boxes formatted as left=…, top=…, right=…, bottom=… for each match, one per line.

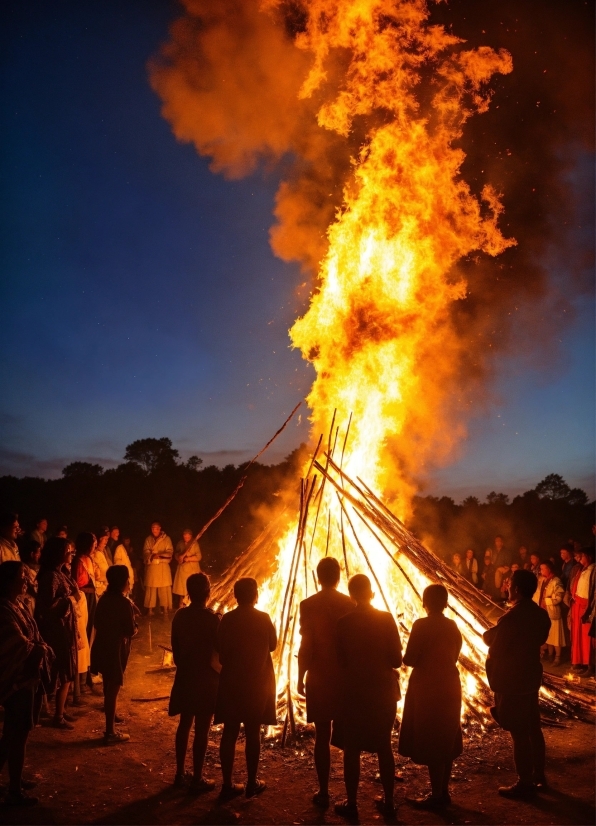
left=194, top=401, right=301, bottom=542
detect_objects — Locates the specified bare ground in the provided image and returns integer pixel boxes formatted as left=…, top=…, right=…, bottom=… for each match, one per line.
left=1, top=616, right=594, bottom=826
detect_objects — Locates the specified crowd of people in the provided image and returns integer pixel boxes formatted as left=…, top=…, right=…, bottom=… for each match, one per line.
left=450, top=535, right=596, bottom=674
left=0, top=511, right=594, bottom=816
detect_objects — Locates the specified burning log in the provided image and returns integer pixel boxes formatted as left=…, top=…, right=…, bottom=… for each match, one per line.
left=211, top=428, right=594, bottom=730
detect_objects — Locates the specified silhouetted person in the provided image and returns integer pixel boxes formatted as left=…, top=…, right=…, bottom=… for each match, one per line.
left=214, top=577, right=277, bottom=801
left=483, top=568, right=550, bottom=798
left=35, top=538, right=80, bottom=730
left=0, top=562, right=53, bottom=806
left=169, top=573, right=219, bottom=793
left=493, top=535, right=513, bottom=590
left=91, top=565, right=137, bottom=744
left=399, top=584, right=462, bottom=810
left=297, top=557, right=353, bottom=807
left=332, top=574, right=402, bottom=819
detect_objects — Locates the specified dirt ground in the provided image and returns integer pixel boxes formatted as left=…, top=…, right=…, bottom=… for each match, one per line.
left=1, top=615, right=594, bottom=826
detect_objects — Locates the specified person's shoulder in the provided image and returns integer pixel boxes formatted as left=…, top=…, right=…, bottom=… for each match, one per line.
left=254, top=607, right=274, bottom=624
left=329, top=589, right=354, bottom=609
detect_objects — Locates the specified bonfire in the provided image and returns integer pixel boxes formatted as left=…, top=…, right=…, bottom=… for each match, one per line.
left=153, top=1, right=594, bottom=734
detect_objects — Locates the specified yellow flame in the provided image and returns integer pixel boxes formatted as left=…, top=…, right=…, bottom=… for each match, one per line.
left=255, top=0, right=514, bottom=726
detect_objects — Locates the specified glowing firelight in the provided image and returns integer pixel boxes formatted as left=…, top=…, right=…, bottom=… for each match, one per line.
left=213, top=1, right=515, bottom=726
left=153, top=1, right=520, bottom=726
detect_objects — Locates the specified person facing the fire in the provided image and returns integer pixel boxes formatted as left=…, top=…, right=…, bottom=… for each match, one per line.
left=169, top=572, right=220, bottom=793
left=332, top=574, right=402, bottom=820
left=142, top=521, right=174, bottom=617
left=483, top=568, right=551, bottom=798
left=398, top=584, right=462, bottom=810
left=297, top=557, right=353, bottom=808
left=214, top=576, right=277, bottom=801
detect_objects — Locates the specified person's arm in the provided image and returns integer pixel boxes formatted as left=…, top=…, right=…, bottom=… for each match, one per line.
left=174, top=543, right=186, bottom=564
left=483, top=619, right=500, bottom=647
left=170, top=613, right=181, bottom=665
left=143, top=538, right=152, bottom=564
left=297, top=603, right=310, bottom=695
left=120, top=598, right=136, bottom=638
left=546, top=579, right=564, bottom=608
left=402, top=619, right=422, bottom=668
left=158, top=537, right=174, bottom=562
left=386, top=613, right=403, bottom=668
left=72, top=557, right=88, bottom=589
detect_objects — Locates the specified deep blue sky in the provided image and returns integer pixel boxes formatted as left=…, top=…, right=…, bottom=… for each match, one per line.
left=1, top=1, right=594, bottom=501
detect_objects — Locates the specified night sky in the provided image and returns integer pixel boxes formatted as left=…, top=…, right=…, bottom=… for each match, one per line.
left=1, top=0, right=594, bottom=500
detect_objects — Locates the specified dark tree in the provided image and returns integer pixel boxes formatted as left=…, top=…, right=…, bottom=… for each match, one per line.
left=486, top=492, right=510, bottom=506
left=62, top=462, right=104, bottom=478
left=124, top=438, right=180, bottom=473
left=534, top=473, right=571, bottom=500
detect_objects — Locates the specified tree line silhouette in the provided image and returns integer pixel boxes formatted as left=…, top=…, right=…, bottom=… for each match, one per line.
left=0, top=437, right=592, bottom=571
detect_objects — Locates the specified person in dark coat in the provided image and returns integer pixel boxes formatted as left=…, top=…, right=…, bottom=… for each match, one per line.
left=297, top=557, right=353, bottom=808
left=0, top=562, right=54, bottom=806
left=214, top=577, right=277, bottom=801
left=169, top=573, right=220, bottom=793
left=483, top=568, right=551, bottom=798
left=91, top=565, right=137, bottom=745
left=332, top=574, right=402, bottom=820
left=35, top=537, right=80, bottom=730
left=399, top=584, right=462, bottom=810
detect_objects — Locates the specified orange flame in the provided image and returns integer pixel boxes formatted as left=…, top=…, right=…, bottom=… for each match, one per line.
left=151, top=0, right=516, bottom=725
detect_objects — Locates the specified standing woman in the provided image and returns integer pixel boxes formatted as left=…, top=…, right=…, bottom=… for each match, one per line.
left=173, top=530, right=202, bottom=608
left=91, top=565, right=137, bottom=744
left=399, top=584, right=462, bottom=810
left=533, top=561, right=565, bottom=665
left=91, top=533, right=111, bottom=598
left=569, top=548, right=595, bottom=674
left=35, top=538, right=79, bottom=730
left=169, top=573, right=220, bottom=791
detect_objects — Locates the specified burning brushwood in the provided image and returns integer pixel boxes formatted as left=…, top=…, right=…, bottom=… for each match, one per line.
left=212, top=420, right=594, bottom=733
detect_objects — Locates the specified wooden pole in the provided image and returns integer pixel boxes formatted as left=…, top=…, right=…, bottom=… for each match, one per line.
left=194, top=401, right=301, bottom=542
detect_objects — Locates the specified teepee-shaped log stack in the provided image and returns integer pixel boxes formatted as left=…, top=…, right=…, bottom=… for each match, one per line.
left=211, top=419, right=595, bottom=737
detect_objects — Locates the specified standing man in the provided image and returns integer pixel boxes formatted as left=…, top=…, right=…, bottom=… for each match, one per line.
left=0, top=514, right=21, bottom=563
left=332, top=574, right=402, bottom=820
left=297, top=557, right=353, bottom=808
left=143, top=521, right=174, bottom=617
left=483, top=569, right=551, bottom=798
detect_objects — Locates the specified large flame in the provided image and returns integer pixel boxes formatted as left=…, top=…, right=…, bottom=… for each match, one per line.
left=255, top=0, right=514, bottom=722
left=152, top=0, right=517, bottom=725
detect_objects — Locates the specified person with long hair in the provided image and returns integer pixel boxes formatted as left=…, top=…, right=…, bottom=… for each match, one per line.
left=35, top=538, right=81, bottom=730
left=169, top=573, right=219, bottom=792
left=399, top=585, right=462, bottom=810
left=90, top=565, right=137, bottom=744
left=91, top=533, right=111, bottom=598
left=0, top=561, right=54, bottom=806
